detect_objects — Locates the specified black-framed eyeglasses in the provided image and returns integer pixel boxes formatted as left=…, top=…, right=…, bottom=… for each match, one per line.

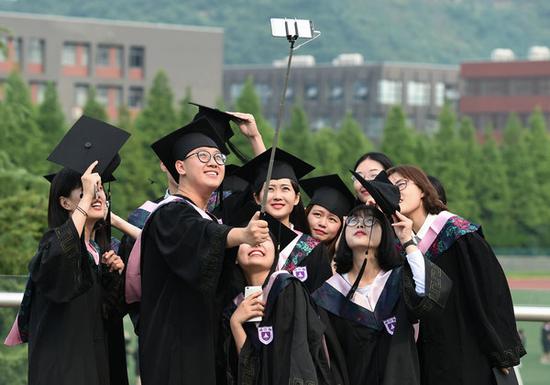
left=394, top=179, right=409, bottom=191
left=184, top=150, right=227, bottom=165
left=345, top=216, right=377, bottom=228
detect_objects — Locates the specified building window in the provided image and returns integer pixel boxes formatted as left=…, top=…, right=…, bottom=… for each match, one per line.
left=128, top=87, right=144, bottom=108
left=329, top=85, right=343, bottom=101
left=256, top=84, right=272, bottom=105
left=28, top=38, right=45, bottom=64
left=285, top=87, right=294, bottom=101
left=305, top=84, right=319, bottom=100
left=96, top=86, right=109, bottom=106
left=96, top=45, right=110, bottom=66
left=129, top=46, right=144, bottom=68
left=378, top=80, right=402, bottom=105
left=230, top=83, right=243, bottom=101
left=74, top=84, right=89, bottom=107
left=0, top=37, right=22, bottom=62
left=353, top=81, right=368, bottom=100
left=435, top=83, right=445, bottom=107
left=407, top=81, right=430, bottom=106
left=62, top=42, right=89, bottom=66
left=62, top=43, right=77, bottom=65
left=30, top=81, right=47, bottom=104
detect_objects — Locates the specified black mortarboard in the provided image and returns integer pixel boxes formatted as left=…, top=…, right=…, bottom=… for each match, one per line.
left=349, top=170, right=400, bottom=217
left=190, top=102, right=246, bottom=141
left=222, top=164, right=249, bottom=193
left=151, top=117, right=226, bottom=182
left=43, top=171, right=117, bottom=183
left=261, top=212, right=296, bottom=252
left=300, top=174, right=355, bottom=218
left=235, top=148, right=314, bottom=192
left=47, top=116, right=130, bottom=180
left=191, top=102, right=250, bottom=162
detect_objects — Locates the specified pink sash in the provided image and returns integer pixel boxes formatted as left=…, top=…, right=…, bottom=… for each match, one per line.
left=125, top=196, right=214, bottom=304
left=417, top=211, right=456, bottom=255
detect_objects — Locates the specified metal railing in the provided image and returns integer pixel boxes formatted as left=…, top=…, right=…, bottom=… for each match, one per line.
left=0, top=292, right=549, bottom=321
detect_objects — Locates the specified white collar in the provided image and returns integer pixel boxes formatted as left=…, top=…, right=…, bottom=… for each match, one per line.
left=416, top=213, right=437, bottom=241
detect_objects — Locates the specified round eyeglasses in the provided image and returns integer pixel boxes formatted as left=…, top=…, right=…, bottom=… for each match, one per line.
left=394, top=179, right=409, bottom=191
left=345, top=216, right=377, bottom=228
left=184, top=150, right=227, bottom=165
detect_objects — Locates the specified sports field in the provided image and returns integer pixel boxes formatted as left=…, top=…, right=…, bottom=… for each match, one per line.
left=509, top=274, right=550, bottom=385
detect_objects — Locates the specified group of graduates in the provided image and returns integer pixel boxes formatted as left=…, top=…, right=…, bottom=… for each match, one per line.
left=4, top=104, right=526, bottom=385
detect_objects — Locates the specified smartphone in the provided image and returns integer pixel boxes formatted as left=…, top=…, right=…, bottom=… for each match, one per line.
left=270, top=18, right=313, bottom=39
left=244, top=286, right=263, bottom=322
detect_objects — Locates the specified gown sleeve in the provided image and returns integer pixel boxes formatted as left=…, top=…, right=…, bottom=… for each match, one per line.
left=30, top=219, right=93, bottom=303
left=147, top=202, right=232, bottom=295
left=455, top=232, right=525, bottom=368
left=402, top=253, right=453, bottom=319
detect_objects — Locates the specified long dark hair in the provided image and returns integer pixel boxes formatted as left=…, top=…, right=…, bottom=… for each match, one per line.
left=47, top=168, right=110, bottom=253
left=353, top=152, right=394, bottom=172
left=387, top=165, right=447, bottom=215
left=334, top=205, right=402, bottom=274
left=253, top=179, right=310, bottom=234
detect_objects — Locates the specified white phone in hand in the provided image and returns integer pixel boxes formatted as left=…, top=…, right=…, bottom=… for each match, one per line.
left=244, top=286, right=263, bottom=322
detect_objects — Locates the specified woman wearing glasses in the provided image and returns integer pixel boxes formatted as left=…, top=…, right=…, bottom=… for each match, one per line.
left=312, top=204, right=451, bottom=385
left=387, top=165, right=525, bottom=385
left=352, top=152, right=393, bottom=205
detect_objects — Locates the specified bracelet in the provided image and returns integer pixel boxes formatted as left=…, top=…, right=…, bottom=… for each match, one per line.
left=75, top=205, right=88, bottom=217
left=402, top=238, right=417, bottom=249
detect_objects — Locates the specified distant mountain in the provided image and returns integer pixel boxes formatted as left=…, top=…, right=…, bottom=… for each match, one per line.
left=1, top=0, right=550, bottom=65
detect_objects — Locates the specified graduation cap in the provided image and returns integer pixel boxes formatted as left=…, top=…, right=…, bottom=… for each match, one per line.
left=222, top=164, right=249, bottom=193
left=236, top=147, right=314, bottom=192
left=191, top=102, right=249, bottom=162
left=151, top=116, right=227, bottom=182
left=44, top=171, right=117, bottom=184
left=47, top=116, right=130, bottom=181
left=261, top=212, right=297, bottom=252
left=349, top=170, right=400, bottom=217
left=300, top=174, right=355, bottom=218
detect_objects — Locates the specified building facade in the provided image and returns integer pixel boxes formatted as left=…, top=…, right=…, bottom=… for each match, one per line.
left=224, top=58, right=459, bottom=141
left=460, top=59, right=550, bottom=132
left=0, top=12, right=224, bottom=120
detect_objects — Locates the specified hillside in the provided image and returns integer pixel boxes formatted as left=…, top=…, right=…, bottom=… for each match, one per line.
left=1, top=0, right=550, bottom=65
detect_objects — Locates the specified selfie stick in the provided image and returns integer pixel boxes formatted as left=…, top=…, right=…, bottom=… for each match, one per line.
left=260, top=20, right=319, bottom=213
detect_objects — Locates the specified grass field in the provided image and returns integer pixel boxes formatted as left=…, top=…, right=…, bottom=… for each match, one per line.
left=511, top=289, right=550, bottom=385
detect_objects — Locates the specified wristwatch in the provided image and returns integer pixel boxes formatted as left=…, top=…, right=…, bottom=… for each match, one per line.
left=402, top=238, right=417, bottom=249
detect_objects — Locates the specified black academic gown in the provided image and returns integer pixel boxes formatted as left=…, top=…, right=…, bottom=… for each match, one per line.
left=224, top=273, right=345, bottom=385
left=313, top=258, right=451, bottom=385
left=138, top=197, right=233, bottom=385
left=284, top=236, right=333, bottom=293
left=20, top=219, right=125, bottom=385
left=417, top=220, right=526, bottom=385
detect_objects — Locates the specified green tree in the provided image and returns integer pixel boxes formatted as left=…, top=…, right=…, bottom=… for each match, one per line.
left=381, top=106, right=417, bottom=165
left=336, top=112, right=373, bottom=180
left=525, top=108, right=550, bottom=245
left=501, top=113, right=542, bottom=246
left=0, top=71, right=44, bottom=173
left=229, top=76, right=274, bottom=163
left=113, top=71, right=178, bottom=214
left=178, top=87, right=197, bottom=126
left=82, top=87, right=107, bottom=121
left=116, top=105, right=132, bottom=131
left=36, top=82, right=66, bottom=160
left=280, top=103, right=315, bottom=164
left=474, top=126, right=512, bottom=246
left=311, top=127, right=341, bottom=177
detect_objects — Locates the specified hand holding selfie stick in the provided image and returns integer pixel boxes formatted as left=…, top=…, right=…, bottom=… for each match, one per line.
left=260, top=18, right=320, bottom=213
